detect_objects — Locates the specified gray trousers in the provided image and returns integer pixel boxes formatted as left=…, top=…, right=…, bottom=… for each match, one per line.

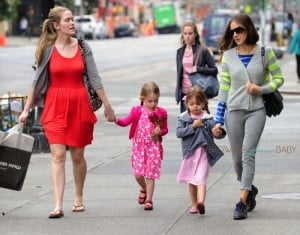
left=225, top=108, right=266, bottom=190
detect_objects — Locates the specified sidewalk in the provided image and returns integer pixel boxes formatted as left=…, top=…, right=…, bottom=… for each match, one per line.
left=278, top=52, right=300, bottom=95
left=1, top=98, right=299, bottom=235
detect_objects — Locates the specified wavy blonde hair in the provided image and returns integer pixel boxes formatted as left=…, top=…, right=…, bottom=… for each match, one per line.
left=35, top=6, right=70, bottom=66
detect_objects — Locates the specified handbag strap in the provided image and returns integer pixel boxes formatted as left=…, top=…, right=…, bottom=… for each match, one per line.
left=78, top=39, right=94, bottom=88
left=193, top=45, right=202, bottom=66
left=78, top=39, right=87, bottom=75
left=248, top=46, right=266, bottom=83
left=261, top=46, right=266, bottom=71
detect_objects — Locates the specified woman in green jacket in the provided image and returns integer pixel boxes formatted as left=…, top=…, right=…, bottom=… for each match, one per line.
left=212, top=13, right=284, bottom=220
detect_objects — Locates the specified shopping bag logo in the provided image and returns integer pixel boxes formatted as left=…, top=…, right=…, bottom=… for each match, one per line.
left=0, top=146, right=32, bottom=190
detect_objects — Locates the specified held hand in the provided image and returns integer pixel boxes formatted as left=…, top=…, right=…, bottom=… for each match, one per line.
left=104, top=105, right=115, bottom=122
left=212, top=123, right=222, bottom=137
left=246, top=81, right=261, bottom=95
left=18, top=111, right=29, bottom=124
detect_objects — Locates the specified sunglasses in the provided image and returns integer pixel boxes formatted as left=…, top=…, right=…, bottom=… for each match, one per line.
left=230, top=26, right=246, bottom=34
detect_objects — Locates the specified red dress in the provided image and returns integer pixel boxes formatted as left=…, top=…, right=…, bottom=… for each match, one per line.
left=41, top=46, right=97, bottom=147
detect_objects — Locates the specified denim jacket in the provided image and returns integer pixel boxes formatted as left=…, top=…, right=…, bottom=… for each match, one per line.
left=176, top=111, right=225, bottom=167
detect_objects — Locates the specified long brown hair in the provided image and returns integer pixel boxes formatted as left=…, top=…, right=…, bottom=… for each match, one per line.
left=35, top=6, right=70, bottom=66
left=218, top=13, right=259, bottom=61
left=185, top=86, right=210, bottom=114
left=180, top=21, right=201, bottom=45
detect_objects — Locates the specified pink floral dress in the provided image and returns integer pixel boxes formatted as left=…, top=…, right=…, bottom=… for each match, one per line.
left=132, top=106, right=162, bottom=179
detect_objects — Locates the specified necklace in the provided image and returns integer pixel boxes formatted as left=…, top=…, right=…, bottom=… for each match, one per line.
left=236, top=45, right=254, bottom=55
left=55, top=38, right=72, bottom=50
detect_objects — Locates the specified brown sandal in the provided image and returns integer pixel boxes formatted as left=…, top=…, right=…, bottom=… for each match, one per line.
left=197, top=202, right=205, bottom=215
left=138, top=189, right=146, bottom=204
left=72, top=204, right=85, bottom=212
left=144, top=200, right=153, bottom=210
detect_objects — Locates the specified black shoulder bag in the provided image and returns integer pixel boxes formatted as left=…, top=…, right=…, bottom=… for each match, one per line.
left=261, top=46, right=283, bottom=117
left=78, top=39, right=102, bottom=112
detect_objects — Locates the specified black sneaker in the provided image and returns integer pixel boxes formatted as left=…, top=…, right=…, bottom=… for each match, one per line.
left=246, top=185, right=258, bottom=212
left=233, top=200, right=247, bottom=220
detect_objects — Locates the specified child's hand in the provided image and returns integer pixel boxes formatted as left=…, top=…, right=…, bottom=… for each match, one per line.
left=153, top=126, right=161, bottom=135
left=192, top=119, right=203, bottom=129
left=151, top=126, right=161, bottom=142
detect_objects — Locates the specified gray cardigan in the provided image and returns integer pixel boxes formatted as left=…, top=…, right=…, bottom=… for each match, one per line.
left=31, top=40, right=103, bottom=107
left=176, top=111, right=225, bottom=167
left=218, top=44, right=284, bottom=111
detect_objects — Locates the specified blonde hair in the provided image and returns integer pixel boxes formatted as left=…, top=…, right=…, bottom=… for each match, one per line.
left=185, top=86, right=210, bottom=114
left=139, top=82, right=160, bottom=105
left=35, top=6, right=70, bottom=66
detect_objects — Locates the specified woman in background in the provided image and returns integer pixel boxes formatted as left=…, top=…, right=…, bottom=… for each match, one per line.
left=175, top=21, right=218, bottom=113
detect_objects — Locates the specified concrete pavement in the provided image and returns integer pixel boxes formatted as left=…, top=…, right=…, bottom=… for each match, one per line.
left=1, top=36, right=300, bottom=235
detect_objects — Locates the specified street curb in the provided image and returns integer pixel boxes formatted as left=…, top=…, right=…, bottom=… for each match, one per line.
left=280, top=91, right=300, bottom=95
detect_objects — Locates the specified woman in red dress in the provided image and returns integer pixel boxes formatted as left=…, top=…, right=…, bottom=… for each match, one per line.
left=19, top=6, right=115, bottom=218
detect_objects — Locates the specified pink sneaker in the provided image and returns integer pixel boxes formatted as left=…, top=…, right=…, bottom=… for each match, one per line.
left=188, top=207, right=198, bottom=214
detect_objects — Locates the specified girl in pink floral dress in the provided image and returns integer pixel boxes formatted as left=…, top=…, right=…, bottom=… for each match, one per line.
left=115, top=82, right=168, bottom=210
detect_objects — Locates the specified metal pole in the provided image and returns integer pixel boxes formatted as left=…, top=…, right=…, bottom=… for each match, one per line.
left=283, top=0, right=287, bottom=36
left=260, top=0, right=265, bottom=46
left=30, top=0, right=54, bottom=153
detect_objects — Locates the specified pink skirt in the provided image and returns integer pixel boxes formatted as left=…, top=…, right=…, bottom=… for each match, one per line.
left=177, top=147, right=210, bottom=185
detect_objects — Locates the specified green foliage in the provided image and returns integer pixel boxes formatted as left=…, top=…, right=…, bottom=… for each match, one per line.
left=83, top=0, right=98, bottom=14
left=0, top=0, right=21, bottom=21
left=56, top=0, right=75, bottom=10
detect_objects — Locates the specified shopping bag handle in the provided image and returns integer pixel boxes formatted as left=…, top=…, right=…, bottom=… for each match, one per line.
left=0, top=124, right=24, bottom=147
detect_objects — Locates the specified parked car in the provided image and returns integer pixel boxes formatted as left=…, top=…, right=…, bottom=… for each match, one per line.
left=74, top=15, right=96, bottom=40
left=114, top=21, right=138, bottom=38
left=201, top=10, right=238, bottom=60
left=95, top=19, right=109, bottom=39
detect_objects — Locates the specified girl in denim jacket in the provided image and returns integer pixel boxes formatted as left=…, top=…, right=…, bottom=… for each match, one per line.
left=176, top=86, right=225, bottom=215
